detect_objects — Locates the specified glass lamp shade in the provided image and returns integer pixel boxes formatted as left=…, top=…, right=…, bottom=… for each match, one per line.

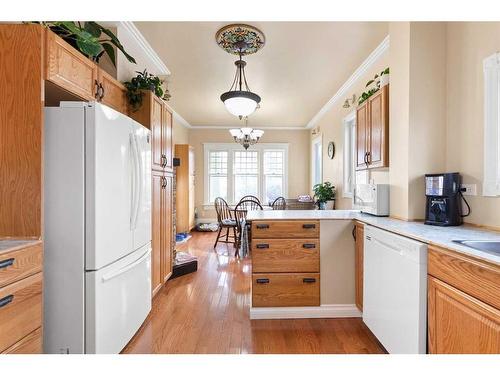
left=220, top=91, right=261, bottom=118
left=229, top=128, right=240, bottom=137
left=241, top=127, right=253, bottom=135
left=252, top=129, right=264, bottom=138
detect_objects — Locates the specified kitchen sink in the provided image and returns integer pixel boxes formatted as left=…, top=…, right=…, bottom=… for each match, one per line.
left=452, top=240, right=500, bottom=255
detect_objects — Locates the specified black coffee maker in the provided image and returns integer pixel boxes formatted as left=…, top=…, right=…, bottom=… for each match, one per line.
left=425, top=173, right=463, bottom=226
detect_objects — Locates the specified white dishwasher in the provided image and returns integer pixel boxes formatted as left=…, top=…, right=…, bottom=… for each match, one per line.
left=363, top=225, right=427, bottom=354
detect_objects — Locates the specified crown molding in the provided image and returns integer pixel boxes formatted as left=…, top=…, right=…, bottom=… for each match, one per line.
left=305, top=35, right=390, bottom=129
left=169, top=106, right=193, bottom=129
left=189, top=125, right=308, bottom=130
left=118, top=21, right=170, bottom=76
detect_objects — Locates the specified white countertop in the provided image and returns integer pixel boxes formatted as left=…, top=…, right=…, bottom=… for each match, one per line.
left=246, top=209, right=500, bottom=265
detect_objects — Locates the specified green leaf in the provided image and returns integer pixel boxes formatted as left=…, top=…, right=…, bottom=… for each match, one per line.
left=84, top=21, right=101, bottom=38
left=365, top=79, right=374, bottom=87
left=101, top=42, right=116, bottom=66
left=76, top=37, right=101, bottom=58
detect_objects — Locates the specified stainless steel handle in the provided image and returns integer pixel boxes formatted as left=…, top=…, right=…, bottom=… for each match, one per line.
left=0, top=294, right=14, bottom=308
left=0, top=258, right=14, bottom=269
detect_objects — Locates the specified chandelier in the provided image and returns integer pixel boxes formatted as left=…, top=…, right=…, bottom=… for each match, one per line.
left=229, top=123, right=264, bottom=150
left=216, top=24, right=265, bottom=119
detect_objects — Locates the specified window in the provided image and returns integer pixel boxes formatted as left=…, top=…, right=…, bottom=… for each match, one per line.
left=483, top=52, right=500, bottom=196
left=208, top=151, right=228, bottom=202
left=204, top=143, right=288, bottom=205
left=343, top=112, right=357, bottom=198
left=311, top=135, right=322, bottom=187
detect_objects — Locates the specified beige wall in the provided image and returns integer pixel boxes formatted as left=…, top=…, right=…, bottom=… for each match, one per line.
left=310, top=50, right=390, bottom=209
left=172, top=115, right=189, bottom=145
left=189, top=129, right=310, bottom=220
left=446, top=22, right=500, bottom=228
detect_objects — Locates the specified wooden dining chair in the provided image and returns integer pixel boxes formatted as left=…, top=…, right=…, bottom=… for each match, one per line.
left=213, top=197, right=237, bottom=249
left=271, top=196, right=286, bottom=210
left=234, top=199, right=263, bottom=257
left=239, top=195, right=261, bottom=206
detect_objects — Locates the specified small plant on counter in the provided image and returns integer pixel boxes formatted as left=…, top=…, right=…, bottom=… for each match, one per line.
left=33, top=22, right=136, bottom=66
left=124, top=70, right=165, bottom=112
left=358, top=67, right=390, bottom=105
left=312, top=182, right=336, bottom=210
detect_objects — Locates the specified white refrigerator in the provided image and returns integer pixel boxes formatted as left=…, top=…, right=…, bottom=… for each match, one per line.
left=43, top=102, right=152, bottom=354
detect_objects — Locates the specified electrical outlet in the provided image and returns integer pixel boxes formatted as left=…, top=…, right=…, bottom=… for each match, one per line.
left=461, top=184, right=477, bottom=196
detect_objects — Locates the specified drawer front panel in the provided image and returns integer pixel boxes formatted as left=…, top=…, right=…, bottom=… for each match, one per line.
left=252, top=273, right=320, bottom=307
left=0, top=244, right=43, bottom=288
left=2, top=328, right=42, bottom=354
left=252, top=239, right=320, bottom=273
left=251, top=220, right=320, bottom=239
left=0, top=273, right=42, bottom=352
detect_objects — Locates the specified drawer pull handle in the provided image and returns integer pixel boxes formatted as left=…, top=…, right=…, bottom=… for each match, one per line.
left=256, top=278, right=270, bottom=284
left=0, top=294, right=14, bottom=308
left=256, top=244, right=269, bottom=249
left=0, top=258, right=14, bottom=269
left=303, top=278, right=316, bottom=283
left=302, top=243, right=316, bottom=249
left=256, top=224, right=269, bottom=229
left=302, top=224, right=316, bottom=229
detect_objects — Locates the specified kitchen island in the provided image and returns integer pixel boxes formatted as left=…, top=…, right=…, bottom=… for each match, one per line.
left=246, top=209, right=500, bottom=320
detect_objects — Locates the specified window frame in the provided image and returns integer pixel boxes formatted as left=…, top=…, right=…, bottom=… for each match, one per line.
left=483, top=52, right=500, bottom=196
left=203, top=142, right=289, bottom=206
left=311, top=134, right=323, bottom=188
left=343, top=111, right=357, bottom=198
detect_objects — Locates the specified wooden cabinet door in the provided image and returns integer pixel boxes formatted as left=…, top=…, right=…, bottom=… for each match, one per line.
left=151, top=97, right=164, bottom=171
left=354, top=223, right=364, bottom=312
left=356, top=103, right=368, bottom=170
left=161, top=174, right=173, bottom=282
left=151, top=172, right=163, bottom=296
left=428, top=276, right=500, bottom=354
left=98, top=68, right=128, bottom=115
left=367, top=85, right=389, bottom=169
left=162, top=106, right=173, bottom=172
left=46, top=30, right=98, bottom=100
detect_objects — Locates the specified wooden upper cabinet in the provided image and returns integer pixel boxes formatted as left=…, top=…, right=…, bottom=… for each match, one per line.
left=98, top=68, right=128, bottom=115
left=162, top=107, right=173, bottom=172
left=151, top=96, right=164, bottom=171
left=46, top=30, right=98, bottom=100
left=356, top=103, right=368, bottom=170
left=356, top=85, right=389, bottom=170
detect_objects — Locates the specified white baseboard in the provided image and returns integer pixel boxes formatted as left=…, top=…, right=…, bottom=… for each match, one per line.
left=249, top=304, right=362, bottom=320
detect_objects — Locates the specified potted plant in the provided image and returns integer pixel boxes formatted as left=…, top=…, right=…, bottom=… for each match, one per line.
left=312, top=182, right=336, bottom=210
left=379, top=67, right=390, bottom=87
left=33, top=21, right=136, bottom=66
left=124, top=69, right=165, bottom=111
left=358, top=67, right=390, bottom=105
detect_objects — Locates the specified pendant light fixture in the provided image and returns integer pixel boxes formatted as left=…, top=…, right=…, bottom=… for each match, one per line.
left=216, top=24, right=265, bottom=119
left=229, top=118, right=264, bottom=150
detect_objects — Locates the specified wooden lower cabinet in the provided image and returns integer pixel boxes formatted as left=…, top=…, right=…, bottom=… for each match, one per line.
left=3, top=328, right=42, bottom=354
left=151, top=171, right=173, bottom=297
left=252, top=239, right=319, bottom=273
left=428, top=276, right=500, bottom=353
left=251, top=220, right=319, bottom=239
left=252, top=273, right=320, bottom=307
left=428, top=245, right=500, bottom=353
left=354, top=222, right=364, bottom=312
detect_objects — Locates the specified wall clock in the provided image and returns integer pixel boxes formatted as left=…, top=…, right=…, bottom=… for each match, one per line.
left=327, top=141, right=335, bottom=159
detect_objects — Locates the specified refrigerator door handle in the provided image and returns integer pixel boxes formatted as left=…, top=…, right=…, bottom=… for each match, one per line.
left=130, top=133, right=141, bottom=230
left=132, top=133, right=142, bottom=230
left=101, top=248, right=151, bottom=282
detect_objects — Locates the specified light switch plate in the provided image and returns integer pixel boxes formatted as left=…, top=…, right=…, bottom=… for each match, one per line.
left=461, top=184, right=477, bottom=196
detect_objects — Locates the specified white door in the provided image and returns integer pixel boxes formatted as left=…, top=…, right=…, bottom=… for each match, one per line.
left=85, top=244, right=152, bottom=354
left=86, top=103, right=134, bottom=270
left=131, top=120, right=152, bottom=251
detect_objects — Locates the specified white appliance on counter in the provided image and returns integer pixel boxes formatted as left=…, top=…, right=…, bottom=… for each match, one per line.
left=363, top=225, right=427, bottom=354
left=353, top=184, right=390, bottom=216
left=43, top=102, right=152, bottom=354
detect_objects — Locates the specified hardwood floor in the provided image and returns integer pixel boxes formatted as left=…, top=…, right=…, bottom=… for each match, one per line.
left=122, top=231, right=385, bottom=354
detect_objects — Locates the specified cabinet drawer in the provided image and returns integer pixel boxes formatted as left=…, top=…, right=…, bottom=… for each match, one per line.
left=252, top=239, right=319, bottom=273
left=251, top=220, right=319, bottom=239
left=252, top=273, right=320, bottom=307
left=0, top=273, right=42, bottom=352
left=0, top=244, right=43, bottom=288
left=2, top=328, right=42, bottom=354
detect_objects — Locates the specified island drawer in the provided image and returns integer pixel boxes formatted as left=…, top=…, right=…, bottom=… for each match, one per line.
left=251, top=220, right=320, bottom=239
left=0, top=273, right=43, bottom=352
left=0, top=243, right=43, bottom=288
left=252, top=273, right=320, bottom=307
left=252, top=239, right=320, bottom=273
left=2, top=328, right=42, bottom=354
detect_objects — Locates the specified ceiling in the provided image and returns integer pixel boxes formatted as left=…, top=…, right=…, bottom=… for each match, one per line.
left=135, top=22, right=388, bottom=128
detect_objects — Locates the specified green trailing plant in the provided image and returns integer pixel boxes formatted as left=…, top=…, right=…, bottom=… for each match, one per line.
left=33, top=21, right=136, bottom=66
left=124, top=70, right=165, bottom=111
left=312, top=182, right=336, bottom=203
left=358, top=67, right=390, bottom=105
